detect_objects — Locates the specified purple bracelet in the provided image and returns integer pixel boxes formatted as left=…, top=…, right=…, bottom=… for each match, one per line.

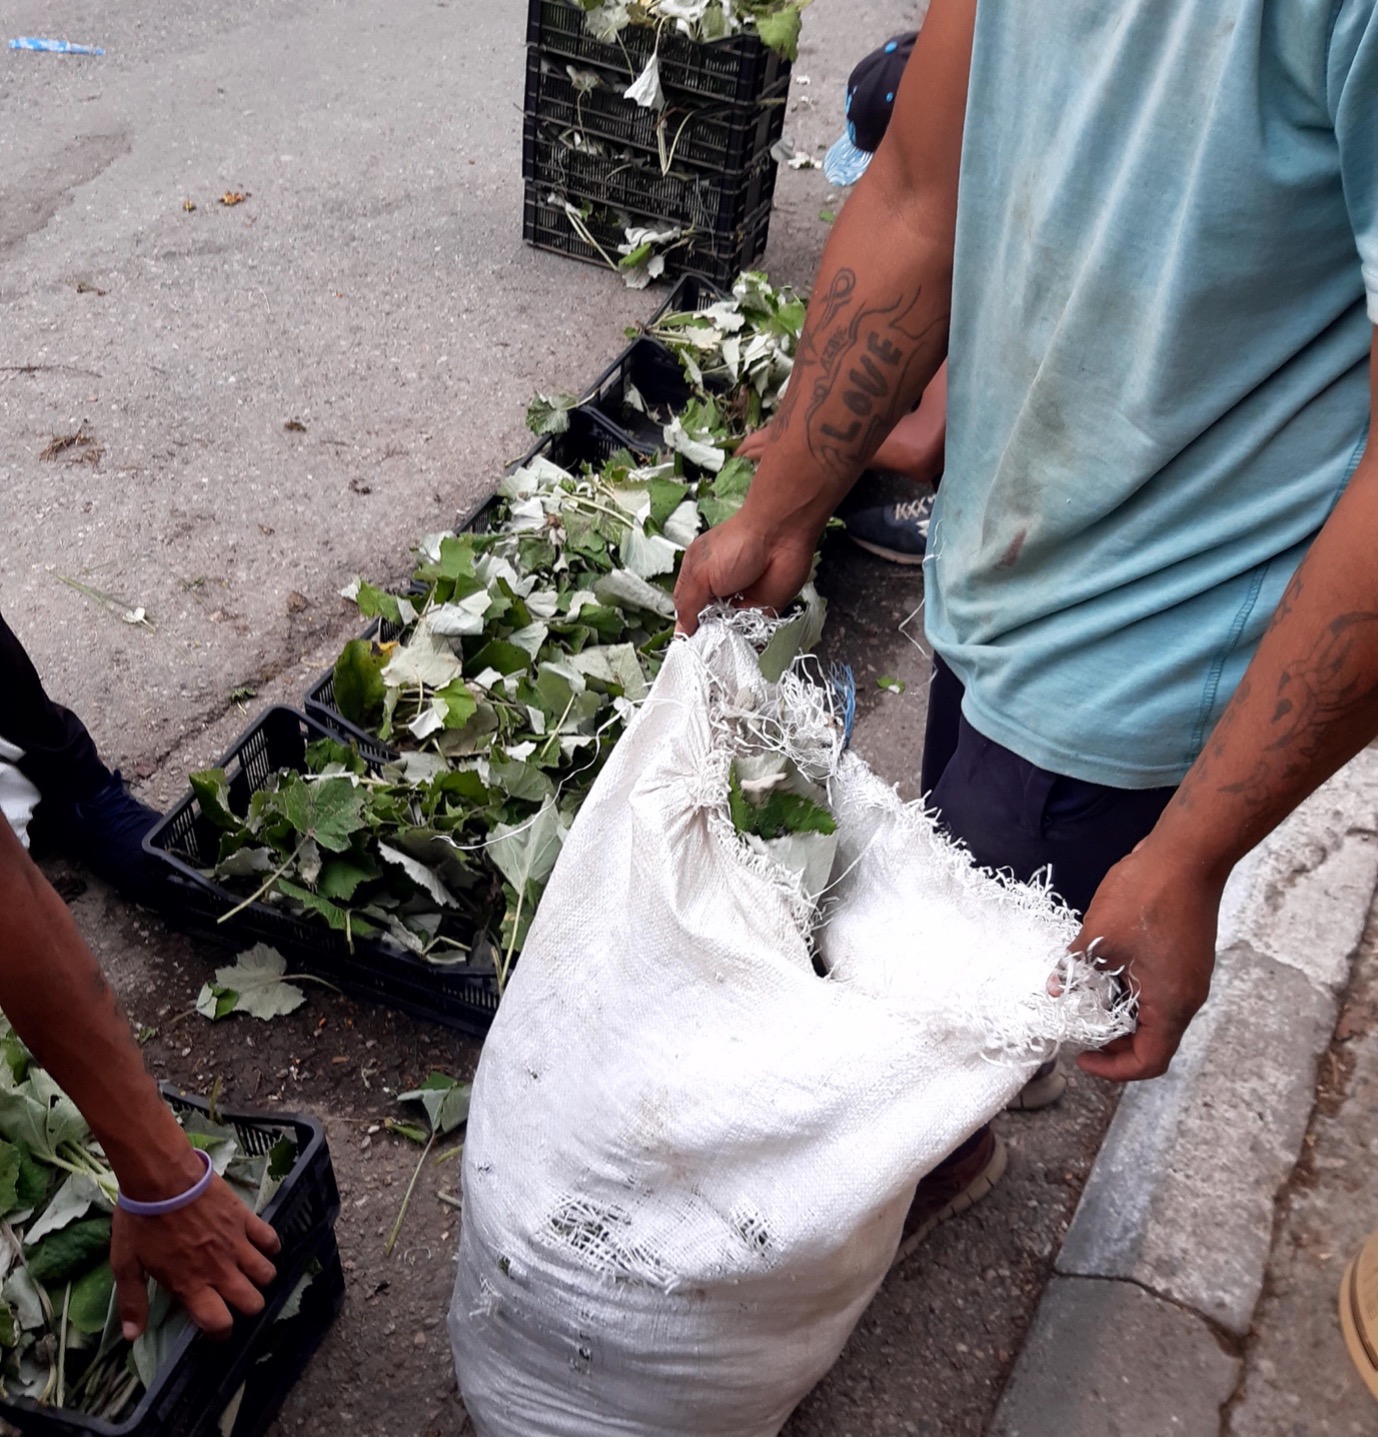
left=116, top=1149, right=215, bottom=1216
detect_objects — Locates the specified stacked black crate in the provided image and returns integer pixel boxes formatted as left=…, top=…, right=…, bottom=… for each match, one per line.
left=522, top=0, right=791, bottom=286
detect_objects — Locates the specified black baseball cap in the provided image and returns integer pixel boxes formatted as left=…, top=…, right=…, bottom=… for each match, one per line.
left=824, top=33, right=918, bottom=186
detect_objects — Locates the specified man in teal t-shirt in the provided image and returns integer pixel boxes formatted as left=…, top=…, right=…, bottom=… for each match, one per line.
left=675, top=0, right=1377, bottom=1237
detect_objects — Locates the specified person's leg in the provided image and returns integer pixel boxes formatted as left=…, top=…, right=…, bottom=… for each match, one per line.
left=0, top=612, right=161, bottom=898
left=0, top=612, right=112, bottom=802
left=899, top=657, right=1176, bottom=1257
left=919, top=652, right=965, bottom=797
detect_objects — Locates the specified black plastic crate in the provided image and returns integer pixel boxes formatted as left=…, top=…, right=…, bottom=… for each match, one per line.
left=143, top=707, right=502, bottom=1038
left=0, top=1091, right=343, bottom=1437
left=524, top=48, right=788, bottom=178
left=528, top=0, right=789, bottom=105
left=524, top=115, right=776, bottom=239
left=304, top=408, right=641, bottom=750
left=646, top=270, right=731, bottom=327
left=524, top=181, right=772, bottom=288
left=583, top=336, right=698, bottom=449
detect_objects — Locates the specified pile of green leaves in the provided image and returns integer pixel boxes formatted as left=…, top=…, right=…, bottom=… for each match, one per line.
left=645, top=269, right=804, bottom=431
left=727, top=740, right=837, bottom=902
left=191, top=271, right=810, bottom=992
left=0, top=1016, right=296, bottom=1422
left=575, top=0, right=811, bottom=59
left=196, top=443, right=756, bottom=988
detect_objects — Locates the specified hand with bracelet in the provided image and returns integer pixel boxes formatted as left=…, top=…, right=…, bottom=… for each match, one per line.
left=0, top=814, right=280, bottom=1339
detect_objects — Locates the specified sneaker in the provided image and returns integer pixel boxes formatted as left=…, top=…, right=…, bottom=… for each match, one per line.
left=844, top=494, right=933, bottom=565
left=66, top=771, right=166, bottom=902
left=895, top=1125, right=1008, bottom=1264
left=1006, top=1058, right=1067, bottom=1111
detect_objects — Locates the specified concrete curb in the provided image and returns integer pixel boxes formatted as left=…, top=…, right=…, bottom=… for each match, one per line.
left=991, top=751, right=1378, bottom=1437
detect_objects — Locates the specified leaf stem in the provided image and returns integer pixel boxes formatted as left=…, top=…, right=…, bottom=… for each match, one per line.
left=498, top=888, right=524, bottom=994
left=56, top=1282, right=71, bottom=1409
left=384, top=1128, right=436, bottom=1257
left=217, top=841, right=302, bottom=924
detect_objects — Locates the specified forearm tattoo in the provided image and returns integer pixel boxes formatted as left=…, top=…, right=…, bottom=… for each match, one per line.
left=1178, top=571, right=1378, bottom=829
left=771, top=267, right=947, bottom=475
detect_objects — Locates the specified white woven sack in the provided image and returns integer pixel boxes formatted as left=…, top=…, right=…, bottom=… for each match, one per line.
left=450, top=616, right=1129, bottom=1436
left=0, top=737, right=41, bottom=848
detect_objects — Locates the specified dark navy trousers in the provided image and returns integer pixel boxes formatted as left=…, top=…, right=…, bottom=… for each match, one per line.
left=920, top=655, right=1178, bottom=918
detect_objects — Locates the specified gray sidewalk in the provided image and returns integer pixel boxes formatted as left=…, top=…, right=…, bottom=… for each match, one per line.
left=993, top=750, right=1378, bottom=1437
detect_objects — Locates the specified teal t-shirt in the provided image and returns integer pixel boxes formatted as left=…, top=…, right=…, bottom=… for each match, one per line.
left=926, top=0, right=1377, bottom=788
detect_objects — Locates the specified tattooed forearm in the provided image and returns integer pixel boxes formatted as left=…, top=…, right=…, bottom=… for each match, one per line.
left=770, top=266, right=948, bottom=476
left=1217, top=609, right=1377, bottom=811
left=1174, top=589, right=1378, bottom=843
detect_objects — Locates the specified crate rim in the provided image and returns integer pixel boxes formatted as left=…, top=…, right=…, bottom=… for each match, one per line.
left=143, top=706, right=501, bottom=989
left=0, top=1088, right=337, bottom=1437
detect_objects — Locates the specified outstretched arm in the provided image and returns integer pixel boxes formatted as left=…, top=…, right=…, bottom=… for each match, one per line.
left=0, top=816, right=280, bottom=1338
left=674, top=0, right=976, bottom=632
left=1076, top=331, right=1379, bottom=1082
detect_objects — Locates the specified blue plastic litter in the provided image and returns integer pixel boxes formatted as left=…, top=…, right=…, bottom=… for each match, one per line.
left=9, top=37, right=105, bottom=55
left=828, top=663, right=857, bottom=749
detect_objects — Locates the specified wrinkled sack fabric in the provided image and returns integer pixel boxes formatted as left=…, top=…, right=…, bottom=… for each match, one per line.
left=450, top=615, right=1131, bottom=1435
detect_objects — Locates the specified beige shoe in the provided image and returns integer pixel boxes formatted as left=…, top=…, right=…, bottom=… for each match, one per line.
left=1340, top=1232, right=1378, bottom=1398
left=1007, top=1058, right=1067, bottom=1111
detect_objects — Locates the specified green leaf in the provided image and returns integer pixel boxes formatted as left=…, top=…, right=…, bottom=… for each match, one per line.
left=646, top=476, right=689, bottom=528
left=397, top=1071, right=471, bottom=1137
left=754, top=4, right=802, bottom=59
left=13, top=1142, right=48, bottom=1210
left=0, top=1026, right=29, bottom=1082
left=196, top=983, right=239, bottom=1021
left=318, top=853, right=378, bottom=902
left=377, top=844, right=458, bottom=908
left=25, top=1216, right=112, bottom=1286
left=277, top=878, right=353, bottom=931
left=752, top=789, right=837, bottom=840
left=487, top=757, right=553, bottom=805
left=190, top=769, right=238, bottom=832
left=280, top=774, right=365, bottom=854
left=485, top=799, right=566, bottom=898
left=67, top=1260, right=115, bottom=1336
left=386, top=1119, right=430, bottom=1145
left=268, top=1136, right=298, bottom=1181
left=468, top=638, right=532, bottom=678
left=333, top=638, right=389, bottom=727
left=203, top=945, right=306, bottom=1022
left=132, top=1287, right=183, bottom=1389
left=381, top=626, right=465, bottom=691
left=728, top=764, right=752, bottom=835
left=26, top=1172, right=107, bottom=1244
left=0, top=1142, right=20, bottom=1214
left=305, top=735, right=365, bottom=773
left=353, top=581, right=404, bottom=625
left=756, top=585, right=826, bottom=683
left=435, top=678, right=479, bottom=729
left=525, top=392, right=578, bottom=437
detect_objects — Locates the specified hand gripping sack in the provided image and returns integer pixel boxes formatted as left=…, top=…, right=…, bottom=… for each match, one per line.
left=450, top=615, right=1130, bottom=1435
